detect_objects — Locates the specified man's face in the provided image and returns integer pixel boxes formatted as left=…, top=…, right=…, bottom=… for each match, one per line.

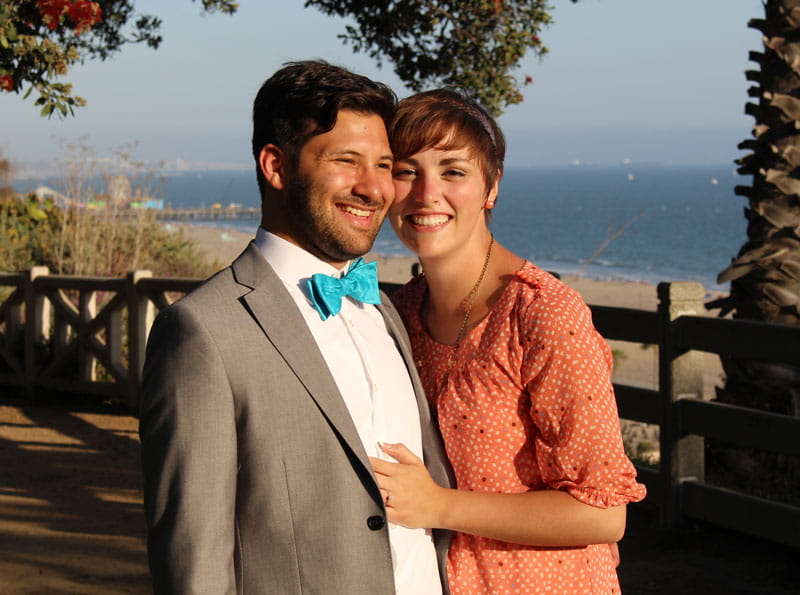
left=281, top=110, right=394, bottom=267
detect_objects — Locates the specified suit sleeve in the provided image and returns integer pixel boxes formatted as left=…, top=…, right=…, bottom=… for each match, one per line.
left=139, top=303, right=238, bottom=594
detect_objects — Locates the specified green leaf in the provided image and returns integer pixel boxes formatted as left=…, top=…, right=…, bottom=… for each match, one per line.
left=28, top=206, right=47, bottom=221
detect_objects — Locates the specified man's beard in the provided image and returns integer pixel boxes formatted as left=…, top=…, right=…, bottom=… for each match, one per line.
left=284, top=174, right=384, bottom=263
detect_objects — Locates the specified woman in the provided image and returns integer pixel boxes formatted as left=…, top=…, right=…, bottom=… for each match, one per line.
left=371, top=89, right=646, bottom=594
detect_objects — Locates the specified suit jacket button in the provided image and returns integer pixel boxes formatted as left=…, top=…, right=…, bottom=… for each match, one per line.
left=367, top=515, right=385, bottom=531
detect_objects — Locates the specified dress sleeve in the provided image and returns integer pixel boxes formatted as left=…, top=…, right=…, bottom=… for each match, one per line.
left=519, top=282, right=646, bottom=508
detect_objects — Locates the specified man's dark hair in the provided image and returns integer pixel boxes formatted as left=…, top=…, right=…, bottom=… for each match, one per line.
left=252, top=60, right=397, bottom=194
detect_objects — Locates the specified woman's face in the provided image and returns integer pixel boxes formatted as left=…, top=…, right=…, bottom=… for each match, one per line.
left=389, top=144, right=498, bottom=261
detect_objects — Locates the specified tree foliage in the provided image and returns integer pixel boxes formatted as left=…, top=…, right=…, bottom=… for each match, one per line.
left=0, top=0, right=237, bottom=117
left=305, top=0, right=576, bottom=115
left=3, top=1, right=572, bottom=118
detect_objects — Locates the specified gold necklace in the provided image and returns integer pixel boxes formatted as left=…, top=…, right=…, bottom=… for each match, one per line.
left=443, top=233, right=495, bottom=370
left=418, top=234, right=495, bottom=406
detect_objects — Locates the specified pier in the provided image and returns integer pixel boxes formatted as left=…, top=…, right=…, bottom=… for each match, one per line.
left=155, top=206, right=260, bottom=221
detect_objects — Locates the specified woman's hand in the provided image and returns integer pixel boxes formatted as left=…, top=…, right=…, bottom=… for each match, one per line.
left=372, top=444, right=627, bottom=547
left=369, top=442, right=448, bottom=529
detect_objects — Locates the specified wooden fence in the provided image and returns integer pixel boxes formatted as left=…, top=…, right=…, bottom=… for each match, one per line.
left=1, top=269, right=798, bottom=547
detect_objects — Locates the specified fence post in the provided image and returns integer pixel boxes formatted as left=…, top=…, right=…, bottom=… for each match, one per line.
left=23, top=266, right=50, bottom=397
left=657, top=281, right=705, bottom=530
left=127, top=270, right=153, bottom=412
left=78, top=289, right=97, bottom=382
left=3, top=279, right=24, bottom=359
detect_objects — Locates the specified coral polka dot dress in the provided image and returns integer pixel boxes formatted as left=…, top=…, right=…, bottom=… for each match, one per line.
left=392, top=262, right=646, bottom=594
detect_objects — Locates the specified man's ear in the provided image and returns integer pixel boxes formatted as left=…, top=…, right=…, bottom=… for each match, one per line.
left=258, top=144, right=287, bottom=191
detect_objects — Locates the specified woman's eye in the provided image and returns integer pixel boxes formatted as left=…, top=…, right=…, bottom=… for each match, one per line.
left=393, top=168, right=416, bottom=179
left=444, top=169, right=465, bottom=177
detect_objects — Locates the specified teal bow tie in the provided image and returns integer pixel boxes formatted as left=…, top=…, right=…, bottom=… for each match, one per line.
left=307, top=257, right=381, bottom=320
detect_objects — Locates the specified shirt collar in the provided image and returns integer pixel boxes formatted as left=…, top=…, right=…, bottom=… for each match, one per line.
left=255, top=227, right=353, bottom=294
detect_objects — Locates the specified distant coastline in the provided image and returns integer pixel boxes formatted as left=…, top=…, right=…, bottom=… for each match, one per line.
left=15, top=163, right=745, bottom=291
left=8, top=159, right=735, bottom=182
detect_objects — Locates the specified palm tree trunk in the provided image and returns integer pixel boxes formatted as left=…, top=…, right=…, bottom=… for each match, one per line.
left=708, top=0, right=800, bottom=498
left=712, top=0, right=800, bottom=418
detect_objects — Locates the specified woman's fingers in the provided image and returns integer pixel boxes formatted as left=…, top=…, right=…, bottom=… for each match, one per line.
left=370, top=445, right=443, bottom=528
left=379, top=441, right=423, bottom=465
left=369, top=456, right=395, bottom=477
left=379, top=487, right=392, bottom=505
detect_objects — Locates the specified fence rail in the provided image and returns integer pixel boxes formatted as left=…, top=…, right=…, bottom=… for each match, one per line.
left=1, top=269, right=798, bottom=547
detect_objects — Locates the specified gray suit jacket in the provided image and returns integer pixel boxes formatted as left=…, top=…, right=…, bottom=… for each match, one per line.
left=139, top=243, right=452, bottom=594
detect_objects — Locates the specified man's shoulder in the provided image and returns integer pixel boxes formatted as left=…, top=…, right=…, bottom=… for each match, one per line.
left=171, top=265, right=237, bottom=311
left=173, top=241, right=266, bottom=309
left=152, top=263, right=254, bottom=338
left=144, top=262, right=257, bottom=359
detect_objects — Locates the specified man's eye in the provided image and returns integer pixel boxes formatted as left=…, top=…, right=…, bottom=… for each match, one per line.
left=444, top=169, right=465, bottom=177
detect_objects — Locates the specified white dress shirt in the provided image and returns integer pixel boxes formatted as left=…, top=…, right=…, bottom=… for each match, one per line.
left=255, top=229, right=442, bottom=595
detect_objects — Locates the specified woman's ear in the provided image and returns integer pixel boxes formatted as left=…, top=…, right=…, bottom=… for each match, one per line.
left=485, top=173, right=501, bottom=209
left=258, top=144, right=287, bottom=191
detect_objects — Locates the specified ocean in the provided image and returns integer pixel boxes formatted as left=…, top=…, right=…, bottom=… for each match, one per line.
left=18, top=164, right=748, bottom=291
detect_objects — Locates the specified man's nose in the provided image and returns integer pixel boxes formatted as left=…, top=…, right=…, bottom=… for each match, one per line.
left=352, top=166, right=387, bottom=202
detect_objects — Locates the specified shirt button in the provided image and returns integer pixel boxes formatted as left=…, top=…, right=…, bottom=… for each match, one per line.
left=367, top=515, right=385, bottom=531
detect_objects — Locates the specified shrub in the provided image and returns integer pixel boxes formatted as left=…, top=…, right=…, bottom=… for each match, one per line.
left=0, top=194, right=216, bottom=278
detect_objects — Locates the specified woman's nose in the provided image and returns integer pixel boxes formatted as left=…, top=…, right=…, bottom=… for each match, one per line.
left=410, top=174, right=439, bottom=205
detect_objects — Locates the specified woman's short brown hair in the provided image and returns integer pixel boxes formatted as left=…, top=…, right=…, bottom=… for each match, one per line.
left=389, top=89, right=505, bottom=193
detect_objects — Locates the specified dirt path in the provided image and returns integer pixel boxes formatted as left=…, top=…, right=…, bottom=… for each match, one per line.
left=0, top=395, right=148, bottom=594
left=0, top=394, right=797, bottom=594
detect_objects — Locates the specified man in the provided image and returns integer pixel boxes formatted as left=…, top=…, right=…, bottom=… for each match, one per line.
left=139, top=61, right=452, bottom=594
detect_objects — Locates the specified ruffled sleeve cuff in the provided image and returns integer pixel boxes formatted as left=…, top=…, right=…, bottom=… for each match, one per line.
left=563, top=479, right=647, bottom=509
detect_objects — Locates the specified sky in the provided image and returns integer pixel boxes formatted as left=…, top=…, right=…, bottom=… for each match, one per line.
left=1, top=0, right=764, bottom=176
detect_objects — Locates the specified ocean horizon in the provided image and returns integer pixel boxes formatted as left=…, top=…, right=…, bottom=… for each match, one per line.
left=15, top=163, right=748, bottom=291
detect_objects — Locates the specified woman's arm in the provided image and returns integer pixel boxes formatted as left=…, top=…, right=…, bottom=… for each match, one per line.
left=371, top=442, right=626, bottom=546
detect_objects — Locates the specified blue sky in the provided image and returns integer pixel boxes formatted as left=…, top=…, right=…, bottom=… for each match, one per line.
left=1, top=0, right=762, bottom=174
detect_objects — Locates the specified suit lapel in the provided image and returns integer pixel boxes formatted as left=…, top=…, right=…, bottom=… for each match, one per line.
left=378, top=292, right=455, bottom=567
left=233, top=244, right=373, bottom=475
left=376, top=295, right=453, bottom=491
